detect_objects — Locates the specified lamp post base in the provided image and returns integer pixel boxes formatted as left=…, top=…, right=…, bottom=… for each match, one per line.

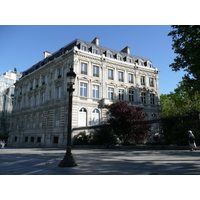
left=58, top=153, right=77, bottom=167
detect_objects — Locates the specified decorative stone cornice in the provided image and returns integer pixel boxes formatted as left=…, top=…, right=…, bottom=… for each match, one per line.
left=77, top=76, right=90, bottom=82
left=54, top=78, right=63, bottom=87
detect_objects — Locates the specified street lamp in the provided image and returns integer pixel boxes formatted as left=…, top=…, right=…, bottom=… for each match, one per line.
left=58, top=67, right=77, bottom=167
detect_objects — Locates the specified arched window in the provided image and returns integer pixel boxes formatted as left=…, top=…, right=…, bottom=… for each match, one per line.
left=92, top=109, right=100, bottom=125
left=78, top=108, right=87, bottom=126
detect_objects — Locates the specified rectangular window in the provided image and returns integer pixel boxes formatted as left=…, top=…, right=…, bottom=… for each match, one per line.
left=58, top=68, right=62, bottom=78
left=118, top=56, right=122, bottom=61
left=140, top=61, right=144, bottom=66
left=18, top=100, right=21, bottom=110
left=49, top=90, right=52, bottom=99
left=140, top=76, right=145, bottom=85
left=35, top=95, right=38, bottom=106
left=81, top=63, right=87, bottom=75
left=107, top=53, right=112, bottom=58
left=150, top=94, right=155, bottom=105
left=41, top=92, right=45, bottom=104
left=92, top=49, right=98, bottom=54
left=35, top=79, right=39, bottom=87
left=108, top=69, right=113, bottom=80
left=128, top=74, right=134, bottom=83
left=129, top=90, right=134, bottom=102
left=37, top=137, right=41, bottom=143
left=14, top=137, right=18, bottom=142
left=118, top=89, right=124, bottom=100
left=80, top=83, right=87, bottom=97
left=42, top=76, right=45, bottom=85
left=57, top=87, right=61, bottom=99
left=31, top=137, right=34, bottom=142
left=93, top=85, right=99, bottom=98
left=128, top=58, right=132, bottom=63
left=53, top=137, right=59, bottom=144
left=108, top=87, right=114, bottom=99
left=93, top=66, right=99, bottom=77
left=118, top=72, right=124, bottom=82
left=30, top=82, right=33, bottom=90
left=149, top=78, right=154, bottom=87
left=141, top=92, right=146, bottom=104
left=82, top=46, right=87, bottom=51
left=50, top=72, right=53, bottom=79
left=25, top=137, right=28, bottom=142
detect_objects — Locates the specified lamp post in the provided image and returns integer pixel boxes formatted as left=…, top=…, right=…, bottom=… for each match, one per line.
left=58, top=67, right=77, bottom=167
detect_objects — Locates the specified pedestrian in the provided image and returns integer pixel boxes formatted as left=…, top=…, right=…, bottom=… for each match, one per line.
left=0, top=140, right=5, bottom=149
left=188, top=130, right=197, bottom=151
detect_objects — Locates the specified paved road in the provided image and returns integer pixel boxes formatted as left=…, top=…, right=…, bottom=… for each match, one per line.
left=0, top=147, right=200, bottom=175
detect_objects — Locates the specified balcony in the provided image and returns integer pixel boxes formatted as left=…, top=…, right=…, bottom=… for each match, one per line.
left=93, top=73, right=99, bottom=77
left=81, top=71, right=87, bottom=75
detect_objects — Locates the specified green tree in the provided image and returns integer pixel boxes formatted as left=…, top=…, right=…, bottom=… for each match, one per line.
left=160, top=81, right=200, bottom=145
left=107, top=101, right=151, bottom=145
left=168, top=25, right=200, bottom=92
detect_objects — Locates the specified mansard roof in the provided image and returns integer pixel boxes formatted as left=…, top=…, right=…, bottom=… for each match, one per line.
left=21, top=38, right=152, bottom=78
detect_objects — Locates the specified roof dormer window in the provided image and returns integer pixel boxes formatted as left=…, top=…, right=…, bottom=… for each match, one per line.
left=80, top=42, right=87, bottom=51
left=137, top=59, right=144, bottom=66
left=148, top=62, right=152, bottom=68
left=117, top=53, right=123, bottom=61
left=118, top=56, right=122, bottom=61
left=106, top=50, right=112, bottom=58
left=82, top=46, right=87, bottom=51
left=92, top=47, right=98, bottom=54
left=126, top=56, right=132, bottom=63
left=140, top=61, right=144, bottom=66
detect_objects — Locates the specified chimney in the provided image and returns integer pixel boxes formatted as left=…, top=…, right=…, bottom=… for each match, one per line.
left=91, top=37, right=100, bottom=46
left=121, top=46, right=130, bottom=54
left=43, top=51, right=52, bottom=59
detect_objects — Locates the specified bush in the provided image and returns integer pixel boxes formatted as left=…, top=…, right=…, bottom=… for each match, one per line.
left=73, top=131, right=89, bottom=145
left=89, top=127, right=118, bottom=145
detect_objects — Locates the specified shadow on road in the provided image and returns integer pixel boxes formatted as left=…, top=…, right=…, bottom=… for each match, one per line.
left=1, top=149, right=200, bottom=175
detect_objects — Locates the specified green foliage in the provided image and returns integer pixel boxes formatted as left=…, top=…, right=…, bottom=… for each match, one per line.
left=168, top=25, right=200, bottom=92
left=160, top=81, right=200, bottom=145
left=89, top=127, right=117, bottom=145
left=160, top=81, right=200, bottom=117
left=73, top=131, right=89, bottom=145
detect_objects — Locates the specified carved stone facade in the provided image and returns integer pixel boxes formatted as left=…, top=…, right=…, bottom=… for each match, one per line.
left=8, top=37, right=161, bottom=147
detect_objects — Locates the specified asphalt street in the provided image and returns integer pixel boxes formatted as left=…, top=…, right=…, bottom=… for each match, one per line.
left=1, top=147, right=200, bottom=175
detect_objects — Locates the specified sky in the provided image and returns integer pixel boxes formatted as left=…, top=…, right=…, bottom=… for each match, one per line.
left=0, top=25, right=185, bottom=95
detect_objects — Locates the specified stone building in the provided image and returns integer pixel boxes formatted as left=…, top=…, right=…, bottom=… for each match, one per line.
left=0, top=70, right=22, bottom=141
left=8, top=37, right=161, bottom=147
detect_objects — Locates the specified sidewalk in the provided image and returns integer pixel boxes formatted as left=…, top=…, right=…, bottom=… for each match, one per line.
left=1, top=147, right=200, bottom=175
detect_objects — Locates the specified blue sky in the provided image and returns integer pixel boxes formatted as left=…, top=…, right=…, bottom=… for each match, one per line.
left=0, top=25, right=185, bottom=95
